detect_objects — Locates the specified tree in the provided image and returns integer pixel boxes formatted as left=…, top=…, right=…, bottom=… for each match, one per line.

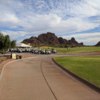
left=0, top=33, right=5, bottom=50
left=3, top=35, right=11, bottom=49
left=11, top=40, right=16, bottom=48
left=0, top=32, right=16, bottom=51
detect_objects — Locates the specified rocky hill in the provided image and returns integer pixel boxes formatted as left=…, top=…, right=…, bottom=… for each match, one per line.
left=95, top=41, right=100, bottom=46
left=22, top=32, right=83, bottom=47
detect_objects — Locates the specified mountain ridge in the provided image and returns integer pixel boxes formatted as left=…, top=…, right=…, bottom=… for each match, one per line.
left=95, top=41, right=100, bottom=46
left=22, top=32, right=84, bottom=47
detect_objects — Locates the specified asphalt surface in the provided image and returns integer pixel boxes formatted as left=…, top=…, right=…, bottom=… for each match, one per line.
left=0, top=55, right=100, bottom=100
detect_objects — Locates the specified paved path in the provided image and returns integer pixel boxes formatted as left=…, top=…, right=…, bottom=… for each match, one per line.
left=0, top=55, right=100, bottom=100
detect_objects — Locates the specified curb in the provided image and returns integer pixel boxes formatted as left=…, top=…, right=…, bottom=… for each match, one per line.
left=52, top=58, right=100, bottom=93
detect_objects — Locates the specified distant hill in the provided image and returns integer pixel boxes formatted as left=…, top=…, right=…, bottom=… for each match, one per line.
left=95, top=41, right=100, bottom=46
left=22, top=32, right=84, bottom=47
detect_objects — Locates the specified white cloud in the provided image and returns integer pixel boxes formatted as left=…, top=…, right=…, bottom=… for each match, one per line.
left=0, top=0, right=100, bottom=45
left=63, top=32, right=100, bottom=45
left=0, top=13, right=19, bottom=24
left=14, top=13, right=99, bottom=34
left=1, top=13, right=99, bottom=44
left=2, top=31, right=28, bottom=40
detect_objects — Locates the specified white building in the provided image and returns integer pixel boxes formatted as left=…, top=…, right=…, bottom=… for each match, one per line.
left=17, top=43, right=32, bottom=48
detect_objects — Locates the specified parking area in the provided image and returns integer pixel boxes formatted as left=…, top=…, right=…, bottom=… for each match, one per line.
left=9, top=48, right=57, bottom=54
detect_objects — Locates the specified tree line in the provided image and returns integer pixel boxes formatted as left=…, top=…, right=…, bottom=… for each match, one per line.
left=0, top=32, right=16, bottom=53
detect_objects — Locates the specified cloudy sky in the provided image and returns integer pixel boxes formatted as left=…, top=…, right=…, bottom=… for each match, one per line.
left=0, top=0, right=100, bottom=45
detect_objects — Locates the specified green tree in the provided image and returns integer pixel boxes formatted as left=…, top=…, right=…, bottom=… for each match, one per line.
left=11, top=40, right=16, bottom=48
left=0, top=33, right=5, bottom=50
left=4, top=35, right=11, bottom=49
left=0, top=32, right=16, bottom=52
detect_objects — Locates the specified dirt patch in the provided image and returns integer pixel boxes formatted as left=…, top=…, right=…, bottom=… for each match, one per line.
left=0, top=53, right=34, bottom=74
left=0, top=58, right=11, bottom=74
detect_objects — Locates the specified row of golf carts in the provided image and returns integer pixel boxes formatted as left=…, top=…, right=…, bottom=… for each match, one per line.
left=9, top=48, right=57, bottom=54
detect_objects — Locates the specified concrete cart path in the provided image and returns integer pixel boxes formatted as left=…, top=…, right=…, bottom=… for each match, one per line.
left=0, top=55, right=100, bottom=100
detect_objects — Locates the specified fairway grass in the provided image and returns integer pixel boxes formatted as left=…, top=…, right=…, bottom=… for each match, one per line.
left=55, top=47, right=100, bottom=54
left=54, top=56, right=100, bottom=88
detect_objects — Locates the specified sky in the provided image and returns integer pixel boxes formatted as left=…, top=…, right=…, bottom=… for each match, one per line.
left=0, top=0, right=100, bottom=45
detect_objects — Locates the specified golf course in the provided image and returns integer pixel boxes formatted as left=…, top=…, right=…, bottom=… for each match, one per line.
left=54, top=56, right=100, bottom=88
left=0, top=46, right=100, bottom=100
left=55, top=46, right=100, bottom=54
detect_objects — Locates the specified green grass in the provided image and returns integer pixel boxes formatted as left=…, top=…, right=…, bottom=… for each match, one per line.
left=55, top=46, right=100, bottom=54
left=54, top=56, right=100, bottom=87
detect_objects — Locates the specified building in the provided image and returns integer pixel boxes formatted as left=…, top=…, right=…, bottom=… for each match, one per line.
left=17, top=43, right=32, bottom=48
